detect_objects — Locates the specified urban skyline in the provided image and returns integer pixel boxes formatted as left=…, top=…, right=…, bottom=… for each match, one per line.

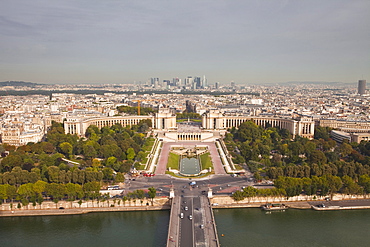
left=1, top=0, right=370, bottom=84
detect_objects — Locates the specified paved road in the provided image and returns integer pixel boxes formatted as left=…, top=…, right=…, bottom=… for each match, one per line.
left=125, top=174, right=255, bottom=197
left=193, top=197, right=206, bottom=246
left=156, top=142, right=170, bottom=175
left=179, top=196, right=194, bottom=247
left=169, top=183, right=219, bottom=247
left=206, top=142, right=226, bottom=175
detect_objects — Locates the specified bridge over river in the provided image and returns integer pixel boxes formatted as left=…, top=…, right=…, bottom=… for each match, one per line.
left=167, top=186, right=220, bottom=247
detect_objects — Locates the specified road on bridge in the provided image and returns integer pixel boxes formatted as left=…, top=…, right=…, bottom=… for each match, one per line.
left=169, top=183, right=219, bottom=247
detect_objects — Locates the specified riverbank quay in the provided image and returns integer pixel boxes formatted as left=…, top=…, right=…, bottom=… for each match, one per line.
left=211, top=201, right=311, bottom=210
left=210, top=195, right=370, bottom=210
left=310, top=199, right=370, bottom=211
left=0, top=205, right=170, bottom=217
left=0, top=197, right=170, bottom=217
left=3, top=195, right=370, bottom=218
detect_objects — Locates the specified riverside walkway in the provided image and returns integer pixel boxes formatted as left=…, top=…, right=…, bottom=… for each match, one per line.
left=167, top=194, right=220, bottom=247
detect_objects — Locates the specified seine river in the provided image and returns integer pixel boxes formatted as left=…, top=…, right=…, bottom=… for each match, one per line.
left=1, top=208, right=370, bottom=247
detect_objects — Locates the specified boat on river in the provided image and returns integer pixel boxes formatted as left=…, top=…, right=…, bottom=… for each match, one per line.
left=261, top=203, right=288, bottom=211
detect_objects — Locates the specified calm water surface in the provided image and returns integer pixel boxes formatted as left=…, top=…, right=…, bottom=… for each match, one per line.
left=180, top=157, right=200, bottom=175
left=0, top=210, right=170, bottom=247
left=214, top=208, right=370, bottom=247
left=1, top=208, right=370, bottom=247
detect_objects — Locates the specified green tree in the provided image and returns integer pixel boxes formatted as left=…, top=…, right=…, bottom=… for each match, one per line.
left=17, top=183, right=34, bottom=200
left=148, top=187, right=156, bottom=206
left=59, top=142, right=73, bottom=158
left=336, top=143, right=353, bottom=158
left=122, top=196, right=128, bottom=206
left=0, top=154, right=23, bottom=172
left=33, top=180, right=47, bottom=197
left=102, top=167, right=114, bottom=181
left=126, top=148, right=136, bottom=160
left=135, top=189, right=145, bottom=206
left=83, top=181, right=101, bottom=199
left=235, top=121, right=263, bottom=142
left=66, top=183, right=83, bottom=201
left=46, top=166, right=60, bottom=183
left=114, top=172, right=125, bottom=183
left=0, top=184, right=12, bottom=203
left=105, top=156, right=117, bottom=168
left=83, top=144, right=98, bottom=159
left=46, top=183, right=66, bottom=208
left=231, top=190, right=245, bottom=202
left=308, top=150, right=327, bottom=164
left=314, top=126, right=331, bottom=140
left=243, top=186, right=257, bottom=203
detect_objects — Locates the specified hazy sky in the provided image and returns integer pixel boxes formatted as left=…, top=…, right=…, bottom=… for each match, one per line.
left=1, top=0, right=369, bottom=85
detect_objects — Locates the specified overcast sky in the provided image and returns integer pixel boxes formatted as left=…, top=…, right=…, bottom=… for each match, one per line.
left=1, top=0, right=369, bottom=85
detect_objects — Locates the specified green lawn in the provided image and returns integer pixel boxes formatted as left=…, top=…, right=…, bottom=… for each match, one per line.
left=176, top=119, right=202, bottom=123
left=167, top=152, right=180, bottom=169
left=141, top=156, right=148, bottom=164
left=200, top=153, right=213, bottom=170
left=234, top=164, right=243, bottom=170
left=142, top=138, right=155, bottom=152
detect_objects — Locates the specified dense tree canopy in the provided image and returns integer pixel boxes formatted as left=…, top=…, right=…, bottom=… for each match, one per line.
left=116, top=105, right=156, bottom=115
left=225, top=120, right=370, bottom=197
left=0, top=121, right=154, bottom=190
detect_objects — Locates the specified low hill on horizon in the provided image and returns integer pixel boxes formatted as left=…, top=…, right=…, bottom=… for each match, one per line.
left=0, top=81, right=44, bottom=87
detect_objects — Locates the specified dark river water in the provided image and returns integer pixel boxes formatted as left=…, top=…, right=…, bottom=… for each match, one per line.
left=214, top=208, right=370, bottom=247
left=1, top=208, right=370, bottom=247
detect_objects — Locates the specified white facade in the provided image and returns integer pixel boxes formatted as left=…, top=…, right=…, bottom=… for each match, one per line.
left=65, top=108, right=316, bottom=139
left=202, top=109, right=315, bottom=139
left=1, top=124, right=44, bottom=146
left=153, top=108, right=177, bottom=130
left=64, top=115, right=155, bottom=136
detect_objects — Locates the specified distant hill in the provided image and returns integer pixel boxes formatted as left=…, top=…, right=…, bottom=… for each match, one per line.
left=0, top=81, right=43, bottom=87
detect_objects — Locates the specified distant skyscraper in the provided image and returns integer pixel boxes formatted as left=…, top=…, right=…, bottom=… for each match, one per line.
left=194, top=77, right=201, bottom=89
left=202, top=75, right=207, bottom=88
left=215, top=82, right=219, bottom=89
left=230, top=81, right=235, bottom=88
left=151, top=78, right=159, bottom=87
left=358, top=80, right=366, bottom=95
left=172, top=77, right=181, bottom=86
left=185, top=76, right=193, bottom=87
left=163, top=80, right=170, bottom=86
